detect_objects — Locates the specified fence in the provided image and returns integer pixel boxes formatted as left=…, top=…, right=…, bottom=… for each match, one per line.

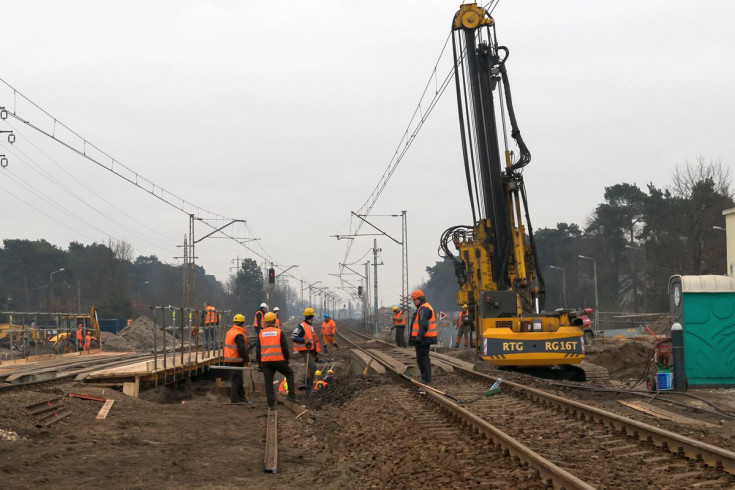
left=0, top=310, right=96, bottom=360
left=148, top=306, right=231, bottom=385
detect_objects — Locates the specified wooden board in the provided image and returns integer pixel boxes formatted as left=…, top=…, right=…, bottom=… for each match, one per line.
left=618, top=400, right=720, bottom=428
left=96, top=399, right=115, bottom=420
left=264, top=409, right=278, bottom=473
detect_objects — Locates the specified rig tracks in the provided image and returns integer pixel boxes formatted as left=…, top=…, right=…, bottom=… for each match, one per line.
left=340, top=327, right=735, bottom=489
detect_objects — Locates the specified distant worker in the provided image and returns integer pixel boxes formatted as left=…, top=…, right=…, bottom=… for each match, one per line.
left=257, top=312, right=296, bottom=409
left=76, top=323, right=84, bottom=352
left=224, top=314, right=250, bottom=403
left=391, top=306, right=407, bottom=347
left=202, top=302, right=219, bottom=350
left=273, top=307, right=282, bottom=328
left=83, top=331, right=92, bottom=352
left=456, top=304, right=471, bottom=348
left=249, top=303, right=268, bottom=353
left=324, top=368, right=336, bottom=383
left=409, top=289, right=437, bottom=384
left=321, top=313, right=338, bottom=353
left=290, top=307, right=321, bottom=389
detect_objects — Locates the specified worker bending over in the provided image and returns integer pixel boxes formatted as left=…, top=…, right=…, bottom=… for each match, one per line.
left=321, top=313, right=338, bottom=353
left=224, top=314, right=250, bottom=403
left=257, top=312, right=296, bottom=409
left=409, top=289, right=437, bottom=384
left=391, top=306, right=406, bottom=347
left=290, top=307, right=321, bottom=389
left=456, top=304, right=471, bottom=348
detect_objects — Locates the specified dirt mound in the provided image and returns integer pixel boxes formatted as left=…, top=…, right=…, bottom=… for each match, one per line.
left=100, top=331, right=135, bottom=352
left=585, top=339, right=652, bottom=381
left=119, top=316, right=175, bottom=351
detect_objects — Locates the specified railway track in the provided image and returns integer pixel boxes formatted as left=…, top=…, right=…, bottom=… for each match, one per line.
left=339, top=326, right=735, bottom=489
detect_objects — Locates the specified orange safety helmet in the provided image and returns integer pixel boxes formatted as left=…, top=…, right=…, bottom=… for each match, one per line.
left=410, top=289, right=425, bottom=300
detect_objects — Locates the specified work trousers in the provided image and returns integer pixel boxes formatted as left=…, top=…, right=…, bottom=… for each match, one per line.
left=248, top=327, right=262, bottom=353
left=414, top=344, right=432, bottom=384
left=299, top=350, right=317, bottom=388
left=456, top=326, right=471, bottom=347
left=226, top=362, right=246, bottom=403
left=394, top=326, right=406, bottom=347
left=262, top=360, right=295, bottom=408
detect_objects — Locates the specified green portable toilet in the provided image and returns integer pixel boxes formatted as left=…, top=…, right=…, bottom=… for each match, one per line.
left=669, top=275, right=735, bottom=387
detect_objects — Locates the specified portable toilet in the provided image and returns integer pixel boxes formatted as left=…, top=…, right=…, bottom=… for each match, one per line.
left=669, top=275, right=735, bottom=387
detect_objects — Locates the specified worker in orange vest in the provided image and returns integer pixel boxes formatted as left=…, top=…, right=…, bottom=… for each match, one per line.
left=257, top=312, right=295, bottom=408
left=290, top=307, right=321, bottom=389
left=409, top=289, right=437, bottom=384
left=199, top=302, right=219, bottom=350
left=391, top=306, right=407, bottom=347
left=273, top=307, right=282, bottom=327
left=224, top=314, right=250, bottom=403
left=83, top=331, right=92, bottom=352
left=456, top=304, right=471, bottom=348
left=249, top=303, right=268, bottom=353
left=313, top=369, right=328, bottom=391
left=76, top=323, right=84, bottom=352
left=321, top=313, right=338, bottom=353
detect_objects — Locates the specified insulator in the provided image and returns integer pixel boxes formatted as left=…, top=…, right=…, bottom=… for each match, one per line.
left=7, top=133, right=15, bottom=144
left=0, top=108, right=7, bottom=120
left=0, top=156, right=8, bottom=168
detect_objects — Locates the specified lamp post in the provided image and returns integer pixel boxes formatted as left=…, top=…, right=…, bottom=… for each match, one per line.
left=578, top=255, right=599, bottom=317
left=49, top=268, right=65, bottom=311
left=626, top=244, right=647, bottom=312
left=549, top=266, right=566, bottom=308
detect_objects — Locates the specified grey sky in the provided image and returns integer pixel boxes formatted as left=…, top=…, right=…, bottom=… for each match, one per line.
left=1, top=1, right=733, bottom=309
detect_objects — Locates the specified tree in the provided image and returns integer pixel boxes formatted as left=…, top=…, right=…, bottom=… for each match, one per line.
left=234, top=258, right=265, bottom=316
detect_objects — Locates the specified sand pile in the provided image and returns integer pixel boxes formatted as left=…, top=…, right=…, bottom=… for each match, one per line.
left=119, top=316, right=175, bottom=351
left=100, top=331, right=135, bottom=351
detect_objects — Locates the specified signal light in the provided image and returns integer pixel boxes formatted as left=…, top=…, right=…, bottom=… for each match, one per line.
left=268, top=268, right=275, bottom=284
left=357, top=286, right=363, bottom=296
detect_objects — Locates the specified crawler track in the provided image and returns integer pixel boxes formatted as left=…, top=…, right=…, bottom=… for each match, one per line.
left=340, top=327, right=735, bottom=489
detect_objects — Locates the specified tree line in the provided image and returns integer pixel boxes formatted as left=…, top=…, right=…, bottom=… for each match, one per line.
left=419, top=158, right=733, bottom=313
left=0, top=240, right=300, bottom=321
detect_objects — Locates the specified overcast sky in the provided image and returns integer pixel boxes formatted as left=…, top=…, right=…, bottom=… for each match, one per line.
left=1, top=1, right=734, bottom=310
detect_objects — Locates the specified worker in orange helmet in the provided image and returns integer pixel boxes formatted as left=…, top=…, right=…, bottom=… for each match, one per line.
left=83, top=331, right=92, bottom=352
left=409, top=289, right=437, bottom=384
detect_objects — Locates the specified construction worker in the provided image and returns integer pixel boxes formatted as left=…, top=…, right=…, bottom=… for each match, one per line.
left=313, top=370, right=328, bottom=391
left=83, top=331, right=92, bottom=352
left=273, top=307, right=282, bottom=327
left=202, top=302, right=218, bottom=350
left=249, top=303, right=268, bottom=353
left=224, top=314, right=250, bottom=403
left=75, top=323, right=84, bottom=352
left=321, top=313, right=338, bottom=353
left=256, top=312, right=295, bottom=409
left=391, top=306, right=407, bottom=347
left=290, top=307, right=321, bottom=389
left=324, top=369, right=336, bottom=383
left=409, top=289, right=437, bottom=384
left=456, top=304, right=471, bottom=348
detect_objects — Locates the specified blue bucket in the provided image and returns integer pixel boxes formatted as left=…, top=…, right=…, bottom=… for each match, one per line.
left=656, top=371, right=673, bottom=391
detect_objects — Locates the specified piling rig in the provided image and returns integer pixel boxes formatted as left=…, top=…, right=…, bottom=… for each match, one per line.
left=440, top=3, right=585, bottom=367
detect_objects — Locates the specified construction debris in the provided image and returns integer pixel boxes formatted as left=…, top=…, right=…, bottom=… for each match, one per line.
left=100, top=331, right=136, bottom=352
left=119, top=316, right=175, bottom=351
left=0, top=428, right=24, bottom=442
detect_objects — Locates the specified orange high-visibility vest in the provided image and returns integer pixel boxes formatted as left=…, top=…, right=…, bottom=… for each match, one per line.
left=253, top=310, right=264, bottom=328
left=294, top=322, right=321, bottom=353
left=392, top=312, right=405, bottom=326
left=259, top=326, right=285, bottom=362
left=275, top=315, right=281, bottom=328
left=76, top=328, right=84, bottom=342
left=204, top=306, right=217, bottom=325
left=322, top=319, right=336, bottom=335
left=411, top=302, right=437, bottom=338
left=84, top=333, right=91, bottom=351
left=224, top=325, right=247, bottom=363
left=458, top=309, right=469, bottom=327
left=314, top=379, right=328, bottom=391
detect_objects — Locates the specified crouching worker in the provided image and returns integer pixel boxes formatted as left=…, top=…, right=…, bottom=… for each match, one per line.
left=257, top=312, right=296, bottom=409
left=224, top=314, right=250, bottom=403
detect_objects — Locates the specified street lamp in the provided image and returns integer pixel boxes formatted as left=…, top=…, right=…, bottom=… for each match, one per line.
left=549, top=266, right=566, bottom=308
left=578, top=255, right=599, bottom=317
left=625, top=244, right=647, bottom=312
left=49, top=268, right=65, bottom=311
